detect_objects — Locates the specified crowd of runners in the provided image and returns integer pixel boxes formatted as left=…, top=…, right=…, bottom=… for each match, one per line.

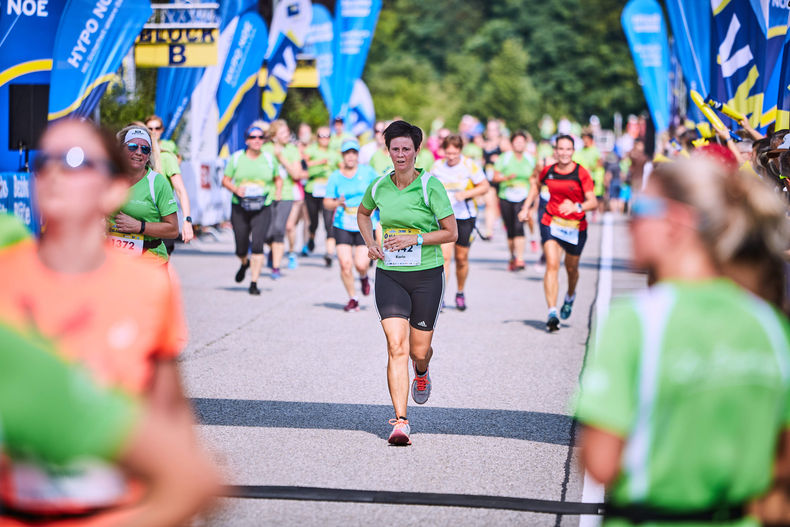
left=2, top=105, right=790, bottom=526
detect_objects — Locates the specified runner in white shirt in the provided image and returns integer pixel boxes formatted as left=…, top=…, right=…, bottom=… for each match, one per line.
left=431, top=134, right=490, bottom=311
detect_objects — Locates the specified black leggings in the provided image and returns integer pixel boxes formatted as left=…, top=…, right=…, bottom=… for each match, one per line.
left=231, top=203, right=271, bottom=257
left=374, top=266, right=444, bottom=331
left=499, top=198, right=525, bottom=239
left=305, top=192, right=335, bottom=240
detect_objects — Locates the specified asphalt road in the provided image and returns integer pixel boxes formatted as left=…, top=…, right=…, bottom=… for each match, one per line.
left=171, top=212, right=643, bottom=526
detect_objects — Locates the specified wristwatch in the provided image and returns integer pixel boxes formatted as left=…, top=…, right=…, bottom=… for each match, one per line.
left=185, top=216, right=193, bottom=223
left=576, top=203, right=583, bottom=214
left=416, top=234, right=424, bottom=246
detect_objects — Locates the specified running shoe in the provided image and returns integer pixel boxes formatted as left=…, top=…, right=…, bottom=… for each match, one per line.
left=234, top=261, right=250, bottom=283
left=360, top=276, right=371, bottom=296
left=560, top=298, right=574, bottom=320
left=455, top=292, right=466, bottom=311
left=307, top=238, right=315, bottom=253
left=271, top=268, right=281, bottom=280
left=343, top=298, right=360, bottom=312
left=388, top=418, right=411, bottom=446
left=508, top=258, right=516, bottom=272
left=514, top=259, right=526, bottom=271
left=530, top=240, right=539, bottom=253
left=248, top=282, right=261, bottom=296
left=324, top=254, right=333, bottom=267
left=547, top=312, right=560, bottom=332
left=411, top=364, right=431, bottom=405
left=288, top=252, right=298, bottom=269
left=300, top=245, right=310, bottom=257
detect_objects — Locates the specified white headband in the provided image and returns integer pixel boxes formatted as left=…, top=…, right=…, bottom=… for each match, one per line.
left=124, top=128, right=151, bottom=146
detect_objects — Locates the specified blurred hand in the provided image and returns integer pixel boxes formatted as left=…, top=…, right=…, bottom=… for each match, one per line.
left=383, top=235, right=417, bottom=252
left=115, top=212, right=142, bottom=234
left=558, top=199, right=577, bottom=216
left=182, top=222, right=194, bottom=243
left=367, top=244, right=385, bottom=260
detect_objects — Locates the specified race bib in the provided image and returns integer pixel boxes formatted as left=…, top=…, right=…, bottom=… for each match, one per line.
left=108, top=227, right=143, bottom=254
left=549, top=216, right=580, bottom=245
left=504, top=184, right=528, bottom=202
left=383, top=228, right=421, bottom=267
left=312, top=181, right=328, bottom=198
left=540, top=185, right=551, bottom=201
left=242, top=184, right=265, bottom=197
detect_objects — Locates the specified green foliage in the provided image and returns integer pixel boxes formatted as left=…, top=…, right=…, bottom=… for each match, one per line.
left=280, top=88, right=330, bottom=129
left=98, top=69, right=156, bottom=133
left=365, top=0, right=644, bottom=129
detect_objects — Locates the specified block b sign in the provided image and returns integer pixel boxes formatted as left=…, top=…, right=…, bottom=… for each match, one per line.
left=135, top=28, right=218, bottom=67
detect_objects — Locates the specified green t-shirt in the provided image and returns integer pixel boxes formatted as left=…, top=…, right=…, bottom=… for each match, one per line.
left=493, top=151, right=536, bottom=202
left=416, top=149, right=435, bottom=171
left=361, top=170, right=454, bottom=272
left=117, top=169, right=178, bottom=261
left=305, top=143, right=341, bottom=195
left=329, top=132, right=356, bottom=152
left=224, top=149, right=280, bottom=207
left=0, top=322, right=137, bottom=464
left=462, top=143, right=484, bottom=164
left=159, top=150, right=181, bottom=184
left=370, top=148, right=393, bottom=176
left=263, top=143, right=301, bottom=201
left=159, top=138, right=179, bottom=156
left=574, top=146, right=604, bottom=194
left=0, top=213, right=31, bottom=249
left=576, top=279, right=790, bottom=526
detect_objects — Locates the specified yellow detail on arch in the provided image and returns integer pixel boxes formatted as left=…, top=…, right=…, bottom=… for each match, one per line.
left=47, top=73, right=116, bottom=120
left=0, top=59, right=53, bottom=88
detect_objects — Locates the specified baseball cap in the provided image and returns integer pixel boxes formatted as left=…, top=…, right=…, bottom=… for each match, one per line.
left=767, top=133, right=790, bottom=157
left=341, top=140, right=360, bottom=153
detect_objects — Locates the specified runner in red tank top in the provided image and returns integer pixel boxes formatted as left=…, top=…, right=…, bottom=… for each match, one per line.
left=519, top=135, right=597, bottom=332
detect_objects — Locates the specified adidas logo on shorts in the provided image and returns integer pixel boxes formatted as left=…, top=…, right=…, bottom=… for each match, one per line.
left=417, top=321, right=427, bottom=327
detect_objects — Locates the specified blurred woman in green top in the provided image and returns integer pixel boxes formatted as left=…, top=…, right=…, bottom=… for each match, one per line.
left=576, top=158, right=790, bottom=526
left=264, top=119, right=307, bottom=278
left=112, top=125, right=179, bottom=264
left=358, top=120, right=457, bottom=446
left=304, top=125, right=340, bottom=266
left=222, top=125, right=281, bottom=295
left=145, top=114, right=194, bottom=253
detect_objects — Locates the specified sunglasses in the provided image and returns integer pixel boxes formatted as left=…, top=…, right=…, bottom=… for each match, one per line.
left=147, top=125, right=163, bottom=131
left=247, top=135, right=265, bottom=140
left=317, top=134, right=330, bottom=139
left=125, top=142, right=151, bottom=155
left=34, top=147, right=116, bottom=174
left=631, top=196, right=667, bottom=219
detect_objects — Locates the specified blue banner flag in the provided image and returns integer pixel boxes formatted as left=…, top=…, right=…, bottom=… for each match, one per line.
left=331, top=0, right=381, bottom=119
left=709, top=0, right=769, bottom=128
left=216, top=11, right=267, bottom=152
left=0, top=0, right=66, bottom=170
left=303, top=3, right=334, bottom=115
left=261, top=0, right=312, bottom=123
left=621, top=0, right=671, bottom=132
left=664, top=0, right=710, bottom=96
left=48, top=0, right=151, bottom=120
left=777, top=11, right=790, bottom=129
left=155, top=67, right=203, bottom=139
left=747, top=0, right=790, bottom=127
left=346, top=79, right=375, bottom=140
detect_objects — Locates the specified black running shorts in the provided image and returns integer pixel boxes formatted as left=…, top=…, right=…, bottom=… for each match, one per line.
left=455, top=218, right=475, bottom=247
left=334, top=228, right=365, bottom=246
left=539, top=222, right=588, bottom=256
left=374, top=265, right=444, bottom=331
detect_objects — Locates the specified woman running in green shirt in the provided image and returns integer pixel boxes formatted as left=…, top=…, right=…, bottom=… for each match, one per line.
left=358, top=120, right=457, bottom=446
left=112, top=125, right=179, bottom=263
left=576, top=158, right=790, bottom=526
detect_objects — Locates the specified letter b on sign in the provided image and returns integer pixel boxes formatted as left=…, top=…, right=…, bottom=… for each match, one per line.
left=169, top=45, right=186, bottom=65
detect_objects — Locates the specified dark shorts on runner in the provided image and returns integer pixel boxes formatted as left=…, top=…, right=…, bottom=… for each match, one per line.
left=334, top=228, right=365, bottom=246
left=305, top=192, right=335, bottom=240
left=456, top=218, right=475, bottom=247
left=539, top=222, right=588, bottom=256
left=499, top=198, right=525, bottom=239
left=231, top=202, right=271, bottom=256
left=266, top=200, right=293, bottom=243
left=375, top=266, right=444, bottom=331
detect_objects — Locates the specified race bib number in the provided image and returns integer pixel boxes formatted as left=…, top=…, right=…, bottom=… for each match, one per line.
left=549, top=216, right=580, bottom=245
left=383, top=228, right=421, bottom=267
left=242, top=184, right=265, bottom=197
left=312, top=181, right=328, bottom=198
left=504, top=184, right=528, bottom=202
left=108, top=227, right=143, bottom=254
